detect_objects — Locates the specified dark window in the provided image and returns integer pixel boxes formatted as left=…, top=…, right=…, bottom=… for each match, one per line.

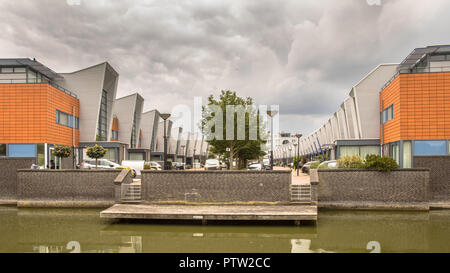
left=0, top=144, right=6, bottom=156
left=381, top=105, right=394, bottom=124
left=131, top=108, right=138, bottom=148
left=112, top=130, right=118, bottom=140
left=97, top=89, right=108, bottom=141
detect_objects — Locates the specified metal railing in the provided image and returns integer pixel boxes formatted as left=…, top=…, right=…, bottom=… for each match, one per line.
left=0, top=78, right=78, bottom=98
left=381, top=65, right=450, bottom=92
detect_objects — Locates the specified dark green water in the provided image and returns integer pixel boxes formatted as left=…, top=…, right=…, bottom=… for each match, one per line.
left=0, top=206, right=449, bottom=253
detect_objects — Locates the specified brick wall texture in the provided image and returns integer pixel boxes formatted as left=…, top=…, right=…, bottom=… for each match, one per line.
left=17, top=170, right=121, bottom=207
left=0, top=157, right=35, bottom=202
left=0, top=83, right=80, bottom=146
left=381, top=73, right=450, bottom=144
left=318, top=169, right=430, bottom=206
left=414, top=156, right=450, bottom=202
left=141, top=171, right=292, bottom=204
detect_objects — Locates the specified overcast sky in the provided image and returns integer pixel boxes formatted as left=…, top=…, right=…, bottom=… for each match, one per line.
left=1, top=0, right=449, bottom=135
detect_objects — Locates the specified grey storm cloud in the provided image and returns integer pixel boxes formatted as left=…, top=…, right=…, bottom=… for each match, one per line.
left=1, top=0, right=450, bottom=134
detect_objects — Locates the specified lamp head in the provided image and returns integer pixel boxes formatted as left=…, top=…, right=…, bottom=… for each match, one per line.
left=160, top=113, right=171, bottom=120
left=266, top=110, right=278, bottom=118
left=295, top=134, right=303, bottom=139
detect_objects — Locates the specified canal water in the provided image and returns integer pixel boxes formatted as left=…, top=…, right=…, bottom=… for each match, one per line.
left=0, top=206, right=449, bottom=253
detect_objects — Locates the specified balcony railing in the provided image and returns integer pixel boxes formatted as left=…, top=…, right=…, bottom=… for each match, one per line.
left=381, top=65, right=450, bottom=92
left=0, top=78, right=78, bottom=98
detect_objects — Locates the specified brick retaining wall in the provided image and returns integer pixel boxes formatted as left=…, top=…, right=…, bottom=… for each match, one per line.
left=17, top=170, right=122, bottom=208
left=414, top=156, right=450, bottom=204
left=0, top=157, right=35, bottom=204
left=317, top=169, right=430, bottom=210
left=141, top=171, right=292, bottom=204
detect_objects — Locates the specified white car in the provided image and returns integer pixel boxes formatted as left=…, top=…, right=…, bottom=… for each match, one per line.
left=205, top=159, right=220, bottom=171
left=80, top=159, right=120, bottom=169
left=248, top=163, right=263, bottom=171
left=147, top=161, right=163, bottom=171
left=318, top=160, right=339, bottom=169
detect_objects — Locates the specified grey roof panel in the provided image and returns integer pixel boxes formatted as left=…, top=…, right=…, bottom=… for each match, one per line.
left=0, top=58, right=63, bottom=80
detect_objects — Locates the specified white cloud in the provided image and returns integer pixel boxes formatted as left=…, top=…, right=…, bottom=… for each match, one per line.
left=1, top=0, right=450, bottom=135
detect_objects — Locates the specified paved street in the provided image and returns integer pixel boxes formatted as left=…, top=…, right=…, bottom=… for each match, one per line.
left=274, top=167, right=310, bottom=185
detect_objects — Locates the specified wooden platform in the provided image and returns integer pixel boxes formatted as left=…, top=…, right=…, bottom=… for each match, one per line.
left=100, top=204, right=317, bottom=223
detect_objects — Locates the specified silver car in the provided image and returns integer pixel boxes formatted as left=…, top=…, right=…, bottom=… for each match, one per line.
left=205, top=159, right=220, bottom=171
left=318, top=160, right=339, bottom=169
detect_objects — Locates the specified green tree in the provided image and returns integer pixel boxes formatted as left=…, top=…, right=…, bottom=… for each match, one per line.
left=86, top=145, right=107, bottom=169
left=53, top=146, right=72, bottom=170
left=201, top=91, right=267, bottom=169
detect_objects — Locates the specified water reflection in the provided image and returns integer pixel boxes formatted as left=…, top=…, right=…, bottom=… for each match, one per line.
left=0, top=207, right=449, bottom=253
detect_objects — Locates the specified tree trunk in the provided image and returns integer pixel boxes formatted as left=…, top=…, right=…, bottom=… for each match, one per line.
left=96, top=158, right=98, bottom=169
left=229, top=145, right=234, bottom=170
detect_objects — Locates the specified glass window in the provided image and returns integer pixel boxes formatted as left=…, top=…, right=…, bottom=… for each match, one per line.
left=430, top=55, right=446, bottom=62
left=391, top=143, right=400, bottom=165
left=103, top=148, right=116, bottom=162
left=361, top=146, right=380, bottom=160
left=37, top=144, right=45, bottom=166
left=97, top=89, right=108, bottom=141
left=59, top=112, right=69, bottom=126
left=1, top=67, right=13, bottom=73
left=28, top=70, right=37, bottom=83
left=403, top=141, right=412, bottom=168
left=14, top=67, right=26, bottom=73
left=56, top=110, right=78, bottom=129
left=8, top=144, right=36, bottom=158
left=382, top=105, right=394, bottom=124
left=0, top=144, right=6, bottom=156
left=340, top=146, right=360, bottom=157
left=129, top=153, right=144, bottom=161
left=414, top=140, right=447, bottom=155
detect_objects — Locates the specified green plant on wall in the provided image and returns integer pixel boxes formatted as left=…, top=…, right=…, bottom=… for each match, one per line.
left=338, top=155, right=365, bottom=169
left=86, top=145, right=107, bottom=169
left=53, top=146, right=72, bottom=170
left=363, top=154, right=400, bottom=172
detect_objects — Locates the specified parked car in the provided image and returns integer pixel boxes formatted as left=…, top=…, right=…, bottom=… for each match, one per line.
left=301, top=161, right=320, bottom=174
left=248, top=163, right=263, bottom=171
left=318, top=160, right=339, bottom=169
left=79, top=159, right=120, bottom=170
left=146, top=161, right=163, bottom=171
left=205, top=159, right=220, bottom=170
left=172, top=162, right=185, bottom=170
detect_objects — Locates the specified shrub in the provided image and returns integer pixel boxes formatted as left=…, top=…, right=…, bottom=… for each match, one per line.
left=338, top=155, right=364, bottom=169
left=86, top=145, right=107, bottom=169
left=310, top=162, right=321, bottom=170
left=363, top=154, right=399, bottom=172
left=144, top=164, right=151, bottom=170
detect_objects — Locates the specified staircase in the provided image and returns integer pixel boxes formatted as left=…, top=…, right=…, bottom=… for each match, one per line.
left=290, top=184, right=312, bottom=205
left=121, top=184, right=142, bottom=203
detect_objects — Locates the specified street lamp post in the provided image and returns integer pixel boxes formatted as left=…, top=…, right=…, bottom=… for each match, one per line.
left=293, top=143, right=298, bottom=168
left=295, top=134, right=303, bottom=176
left=267, top=110, right=278, bottom=171
left=160, top=113, right=171, bottom=170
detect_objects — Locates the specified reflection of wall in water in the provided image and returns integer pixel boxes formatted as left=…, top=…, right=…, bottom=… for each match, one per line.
left=311, top=212, right=431, bottom=253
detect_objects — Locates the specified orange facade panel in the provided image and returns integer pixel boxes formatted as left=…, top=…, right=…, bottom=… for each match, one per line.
left=0, top=84, right=80, bottom=146
left=380, top=72, right=450, bottom=144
